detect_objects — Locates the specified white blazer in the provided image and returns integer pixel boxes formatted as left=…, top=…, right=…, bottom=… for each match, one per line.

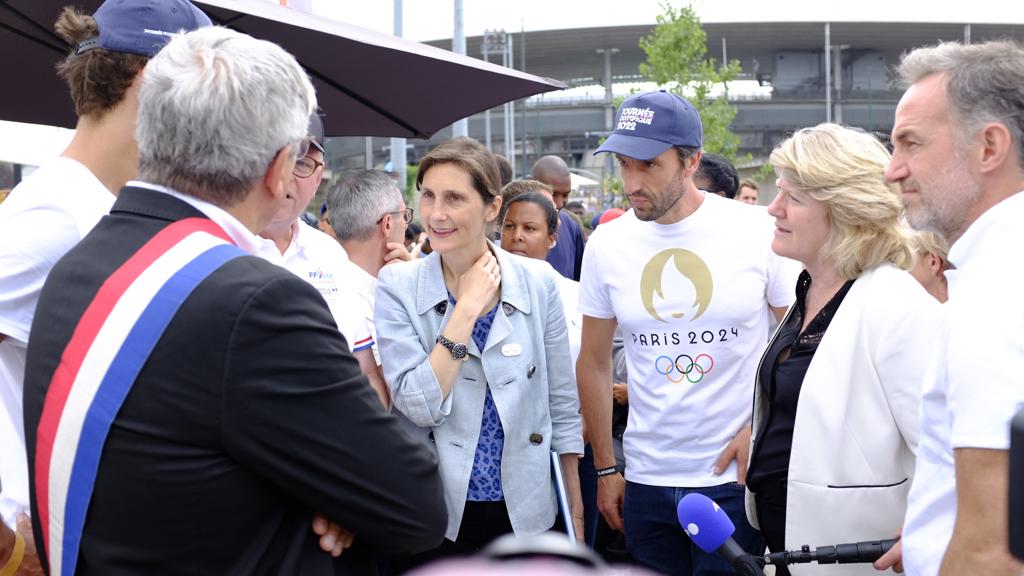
left=746, top=264, right=941, bottom=575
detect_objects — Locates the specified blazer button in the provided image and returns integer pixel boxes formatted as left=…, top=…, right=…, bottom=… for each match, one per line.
left=527, top=364, right=536, bottom=379
left=529, top=433, right=543, bottom=445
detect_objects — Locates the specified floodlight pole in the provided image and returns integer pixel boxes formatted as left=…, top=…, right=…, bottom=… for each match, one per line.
left=825, top=23, right=832, bottom=124
left=391, top=0, right=407, bottom=195
left=452, top=0, right=468, bottom=137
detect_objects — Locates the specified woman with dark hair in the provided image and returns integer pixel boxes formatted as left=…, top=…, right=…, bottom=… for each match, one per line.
left=375, top=138, right=584, bottom=566
left=694, top=152, right=740, bottom=198
left=499, top=192, right=581, bottom=364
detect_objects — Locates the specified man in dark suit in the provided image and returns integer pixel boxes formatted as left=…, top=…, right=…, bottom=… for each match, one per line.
left=23, top=25, right=445, bottom=576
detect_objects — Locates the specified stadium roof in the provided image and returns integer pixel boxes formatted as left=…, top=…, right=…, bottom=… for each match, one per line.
left=428, top=21, right=1024, bottom=88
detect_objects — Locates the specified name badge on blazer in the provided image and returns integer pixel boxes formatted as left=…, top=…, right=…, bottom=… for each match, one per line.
left=501, top=343, right=522, bottom=357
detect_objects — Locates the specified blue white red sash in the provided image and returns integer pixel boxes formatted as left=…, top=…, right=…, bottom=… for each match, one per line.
left=34, top=217, right=245, bottom=576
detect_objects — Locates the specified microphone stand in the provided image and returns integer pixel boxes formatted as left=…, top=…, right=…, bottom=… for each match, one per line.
left=731, top=554, right=767, bottom=575
left=763, top=538, right=898, bottom=566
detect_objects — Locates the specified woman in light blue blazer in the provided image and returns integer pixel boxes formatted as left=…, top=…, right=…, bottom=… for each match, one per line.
left=375, top=137, right=584, bottom=566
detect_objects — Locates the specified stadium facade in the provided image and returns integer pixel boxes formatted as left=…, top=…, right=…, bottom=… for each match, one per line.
left=326, top=16, right=1024, bottom=197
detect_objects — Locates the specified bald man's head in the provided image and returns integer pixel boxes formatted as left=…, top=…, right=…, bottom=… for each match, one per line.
left=531, top=155, right=572, bottom=209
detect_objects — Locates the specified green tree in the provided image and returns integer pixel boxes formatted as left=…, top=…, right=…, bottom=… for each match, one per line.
left=639, top=2, right=744, bottom=160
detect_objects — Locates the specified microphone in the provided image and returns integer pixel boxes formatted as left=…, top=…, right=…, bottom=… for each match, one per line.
left=677, top=493, right=764, bottom=576
left=763, top=538, right=899, bottom=566
left=1010, top=407, right=1024, bottom=561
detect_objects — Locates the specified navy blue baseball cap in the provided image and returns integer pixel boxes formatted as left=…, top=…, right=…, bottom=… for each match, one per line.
left=595, top=90, right=702, bottom=160
left=307, top=111, right=326, bottom=155
left=74, top=0, right=212, bottom=58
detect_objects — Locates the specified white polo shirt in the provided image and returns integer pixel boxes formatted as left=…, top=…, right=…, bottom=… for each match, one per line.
left=0, top=158, right=114, bottom=527
left=344, top=260, right=379, bottom=363
left=254, top=220, right=372, bottom=352
left=902, top=191, right=1024, bottom=576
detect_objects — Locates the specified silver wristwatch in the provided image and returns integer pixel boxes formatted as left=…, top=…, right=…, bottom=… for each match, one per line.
left=436, top=334, right=469, bottom=360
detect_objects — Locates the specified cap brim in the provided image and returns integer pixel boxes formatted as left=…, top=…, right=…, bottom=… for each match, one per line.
left=594, top=133, right=673, bottom=161
left=309, top=140, right=326, bottom=155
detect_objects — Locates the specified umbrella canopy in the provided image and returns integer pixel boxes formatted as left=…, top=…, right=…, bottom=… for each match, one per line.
left=0, top=0, right=566, bottom=138
left=569, top=172, right=600, bottom=190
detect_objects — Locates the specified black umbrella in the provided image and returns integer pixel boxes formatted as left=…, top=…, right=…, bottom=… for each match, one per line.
left=0, top=0, right=566, bottom=137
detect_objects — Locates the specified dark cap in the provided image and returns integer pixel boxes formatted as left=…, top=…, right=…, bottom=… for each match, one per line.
left=307, top=111, right=326, bottom=155
left=75, top=0, right=212, bottom=58
left=595, top=90, right=702, bottom=160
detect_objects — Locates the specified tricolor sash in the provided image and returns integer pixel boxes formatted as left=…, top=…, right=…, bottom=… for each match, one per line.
left=34, top=217, right=246, bottom=576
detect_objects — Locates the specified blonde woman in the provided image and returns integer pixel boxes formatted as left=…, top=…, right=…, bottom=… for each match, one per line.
left=907, top=230, right=950, bottom=303
left=744, top=123, right=940, bottom=575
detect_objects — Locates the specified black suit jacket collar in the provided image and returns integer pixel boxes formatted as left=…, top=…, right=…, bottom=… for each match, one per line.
left=111, top=184, right=208, bottom=224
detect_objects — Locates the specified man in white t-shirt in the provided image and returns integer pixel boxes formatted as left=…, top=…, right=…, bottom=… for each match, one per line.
left=0, top=0, right=210, bottom=560
left=255, top=114, right=390, bottom=407
left=324, top=169, right=411, bottom=408
left=577, top=90, right=798, bottom=576
left=874, top=41, right=1024, bottom=576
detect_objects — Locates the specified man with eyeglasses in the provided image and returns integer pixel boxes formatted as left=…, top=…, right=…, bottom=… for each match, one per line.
left=255, top=114, right=383, bottom=405
left=324, top=169, right=413, bottom=410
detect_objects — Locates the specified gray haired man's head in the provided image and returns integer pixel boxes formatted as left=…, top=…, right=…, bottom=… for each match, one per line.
left=897, top=40, right=1024, bottom=165
left=136, top=26, right=315, bottom=206
left=326, top=170, right=404, bottom=242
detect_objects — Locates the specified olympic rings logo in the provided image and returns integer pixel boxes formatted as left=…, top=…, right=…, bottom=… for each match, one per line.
left=654, top=353, right=714, bottom=384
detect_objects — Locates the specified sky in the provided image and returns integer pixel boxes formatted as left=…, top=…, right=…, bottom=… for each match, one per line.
left=308, top=0, right=666, bottom=41
left=299, top=0, right=1023, bottom=42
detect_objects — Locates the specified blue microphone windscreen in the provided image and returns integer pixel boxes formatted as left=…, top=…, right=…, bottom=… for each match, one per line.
left=676, top=493, right=736, bottom=553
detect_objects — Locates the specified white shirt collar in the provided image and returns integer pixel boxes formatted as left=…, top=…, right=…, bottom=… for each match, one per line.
left=948, top=190, right=1024, bottom=269
left=126, top=180, right=265, bottom=256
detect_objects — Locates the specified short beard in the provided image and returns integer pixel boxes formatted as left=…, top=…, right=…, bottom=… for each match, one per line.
left=905, top=150, right=982, bottom=241
left=634, top=167, right=687, bottom=222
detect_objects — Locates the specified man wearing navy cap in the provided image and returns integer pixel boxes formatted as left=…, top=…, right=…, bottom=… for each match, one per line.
left=0, top=2, right=210, bottom=572
left=255, top=113, right=391, bottom=408
left=576, top=90, right=799, bottom=575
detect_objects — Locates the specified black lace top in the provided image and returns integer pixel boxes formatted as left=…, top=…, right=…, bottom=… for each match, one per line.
left=747, top=270, right=856, bottom=490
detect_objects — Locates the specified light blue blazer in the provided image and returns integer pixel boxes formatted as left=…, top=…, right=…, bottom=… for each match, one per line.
left=375, top=244, right=584, bottom=541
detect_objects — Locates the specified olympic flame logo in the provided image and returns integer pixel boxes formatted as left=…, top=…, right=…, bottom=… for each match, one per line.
left=655, top=353, right=714, bottom=384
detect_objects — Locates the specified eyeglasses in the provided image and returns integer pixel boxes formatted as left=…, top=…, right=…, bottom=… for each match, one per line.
left=293, top=155, right=325, bottom=179
left=377, top=208, right=414, bottom=224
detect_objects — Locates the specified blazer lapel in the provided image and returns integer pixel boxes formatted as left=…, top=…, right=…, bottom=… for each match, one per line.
left=415, top=252, right=448, bottom=316
left=483, top=244, right=533, bottom=353
left=412, top=245, right=539, bottom=354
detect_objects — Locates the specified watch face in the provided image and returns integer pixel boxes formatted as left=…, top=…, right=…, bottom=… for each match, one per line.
left=452, top=343, right=469, bottom=359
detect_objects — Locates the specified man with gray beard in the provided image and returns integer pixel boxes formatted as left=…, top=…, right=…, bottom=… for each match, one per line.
left=876, top=40, right=1024, bottom=576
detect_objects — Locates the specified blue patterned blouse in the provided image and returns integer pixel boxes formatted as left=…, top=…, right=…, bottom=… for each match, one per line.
left=448, top=292, right=505, bottom=501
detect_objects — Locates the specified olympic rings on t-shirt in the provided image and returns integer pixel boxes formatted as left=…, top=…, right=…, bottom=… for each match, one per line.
left=654, top=353, right=714, bottom=384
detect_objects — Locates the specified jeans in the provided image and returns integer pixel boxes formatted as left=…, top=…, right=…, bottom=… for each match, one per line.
left=578, top=444, right=599, bottom=547
left=624, top=481, right=764, bottom=576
